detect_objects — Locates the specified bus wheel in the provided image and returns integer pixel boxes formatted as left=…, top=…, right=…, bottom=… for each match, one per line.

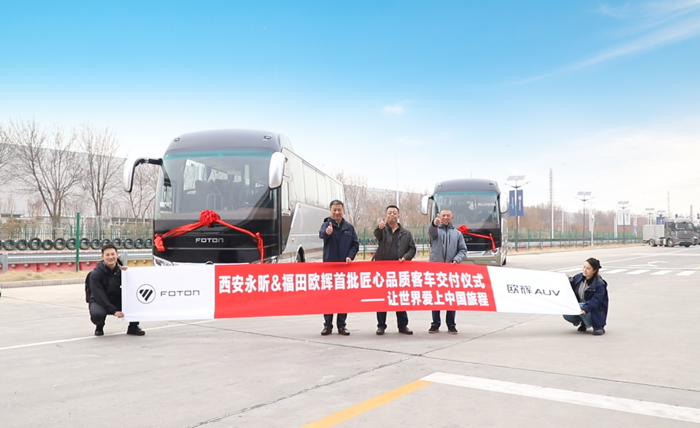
left=296, top=250, right=305, bottom=263
left=666, top=239, right=673, bottom=247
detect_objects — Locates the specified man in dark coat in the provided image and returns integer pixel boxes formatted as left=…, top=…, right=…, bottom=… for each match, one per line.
left=319, top=200, right=359, bottom=336
left=373, top=205, right=416, bottom=335
left=88, top=244, right=145, bottom=336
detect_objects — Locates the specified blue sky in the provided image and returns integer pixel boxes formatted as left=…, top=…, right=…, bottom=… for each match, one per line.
left=2, top=0, right=699, bottom=217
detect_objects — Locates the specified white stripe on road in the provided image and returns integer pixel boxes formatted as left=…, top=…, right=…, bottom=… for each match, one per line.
left=421, top=372, right=700, bottom=424
left=0, top=320, right=214, bottom=352
left=560, top=267, right=582, bottom=273
left=677, top=271, right=696, bottom=276
left=602, top=269, right=627, bottom=274
left=626, top=270, right=649, bottom=275
left=650, top=270, right=672, bottom=276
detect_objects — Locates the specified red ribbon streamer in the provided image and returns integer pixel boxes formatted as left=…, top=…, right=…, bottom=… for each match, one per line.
left=458, top=224, right=496, bottom=251
left=154, top=210, right=264, bottom=262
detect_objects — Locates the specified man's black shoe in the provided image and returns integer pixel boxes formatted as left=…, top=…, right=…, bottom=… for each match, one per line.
left=428, top=325, right=439, bottom=333
left=338, top=327, right=350, bottom=336
left=592, top=328, right=606, bottom=336
left=398, top=327, right=413, bottom=335
left=126, top=325, right=145, bottom=336
left=94, top=327, right=104, bottom=336
left=577, top=324, right=588, bottom=332
left=321, top=326, right=333, bottom=336
left=448, top=327, right=458, bottom=334
left=376, top=327, right=386, bottom=335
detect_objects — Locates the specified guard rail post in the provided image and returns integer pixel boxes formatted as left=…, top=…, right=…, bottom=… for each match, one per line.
left=1, top=253, right=8, bottom=274
left=75, top=213, right=81, bottom=272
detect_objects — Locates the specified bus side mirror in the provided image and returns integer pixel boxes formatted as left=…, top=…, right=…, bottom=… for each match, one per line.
left=268, top=152, right=286, bottom=189
left=421, top=195, right=430, bottom=215
left=123, top=157, right=162, bottom=193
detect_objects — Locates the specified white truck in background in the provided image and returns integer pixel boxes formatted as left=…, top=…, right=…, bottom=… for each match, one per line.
left=643, top=218, right=696, bottom=247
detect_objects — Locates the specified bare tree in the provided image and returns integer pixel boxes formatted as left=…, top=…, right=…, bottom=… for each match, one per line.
left=9, top=119, right=82, bottom=225
left=122, top=164, right=159, bottom=220
left=0, top=124, right=15, bottom=188
left=334, top=170, right=368, bottom=225
left=400, top=187, right=430, bottom=228
left=79, top=123, right=125, bottom=216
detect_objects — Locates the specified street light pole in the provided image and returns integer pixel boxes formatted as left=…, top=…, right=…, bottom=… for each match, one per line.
left=617, top=201, right=630, bottom=245
left=576, top=191, right=592, bottom=246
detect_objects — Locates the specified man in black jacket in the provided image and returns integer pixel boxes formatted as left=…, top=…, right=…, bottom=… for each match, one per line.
left=373, top=205, right=416, bottom=335
left=88, top=244, right=145, bottom=336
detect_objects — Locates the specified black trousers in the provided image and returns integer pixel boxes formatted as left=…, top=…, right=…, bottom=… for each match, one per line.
left=376, top=311, right=408, bottom=329
left=323, top=313, right=347, bottom=328
left=89, top=302, right=139, bottom=328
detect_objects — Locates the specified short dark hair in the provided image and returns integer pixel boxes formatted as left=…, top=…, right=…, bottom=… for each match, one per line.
left=329, top=199, right=344, bottom=208
left=386, top=205, right=399, bottom=213
left=101, top=244, right=118, bottom=254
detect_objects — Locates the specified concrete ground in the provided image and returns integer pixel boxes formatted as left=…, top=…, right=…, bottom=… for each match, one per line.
left=1, top=245, right=699, bottom=427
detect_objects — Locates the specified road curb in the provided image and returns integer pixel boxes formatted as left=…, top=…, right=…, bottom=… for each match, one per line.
left=1, top=278, right=84, bottom=289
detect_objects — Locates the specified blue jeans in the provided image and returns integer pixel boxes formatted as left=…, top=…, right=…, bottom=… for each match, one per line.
left=323, top=313, right=347, bottom=328
left=431, top=311, right=456, bottom=328
left=377, top=311, right=408, bottom=329
left=563, top=302, right=592, bottom=328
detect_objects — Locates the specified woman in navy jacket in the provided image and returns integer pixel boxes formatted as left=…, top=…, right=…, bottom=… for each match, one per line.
left=563, top=257, right=609, bottom=335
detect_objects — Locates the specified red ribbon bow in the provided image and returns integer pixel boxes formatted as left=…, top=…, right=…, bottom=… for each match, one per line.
left=153, top=209, right=264, bottom=262
left=458, top=224, right=496, bottom=251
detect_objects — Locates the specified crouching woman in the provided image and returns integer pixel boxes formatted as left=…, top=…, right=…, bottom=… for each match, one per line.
left=563, top=257, right=609, bottom=336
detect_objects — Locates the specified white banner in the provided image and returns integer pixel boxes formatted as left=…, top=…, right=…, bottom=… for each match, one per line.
left=122, top=263, right=580, bottom=322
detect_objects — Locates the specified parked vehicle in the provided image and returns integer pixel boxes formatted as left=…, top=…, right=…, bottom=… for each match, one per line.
left=124, top=129, right=343, bottom=265
left=421, top=179, right=508, bottom=266
left=643, top=218, right=695, bottom=247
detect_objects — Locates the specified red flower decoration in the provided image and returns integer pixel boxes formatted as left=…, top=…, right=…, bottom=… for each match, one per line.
left=199, top=209, right=220, bottom=227
left=458, top=224, right=469, bottom=234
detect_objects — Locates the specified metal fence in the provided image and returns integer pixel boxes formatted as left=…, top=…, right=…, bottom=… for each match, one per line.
left=0, top=214, right=152, bottom=251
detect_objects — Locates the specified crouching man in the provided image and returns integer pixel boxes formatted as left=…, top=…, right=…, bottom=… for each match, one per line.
left=88, top=244, right=145, bottom=336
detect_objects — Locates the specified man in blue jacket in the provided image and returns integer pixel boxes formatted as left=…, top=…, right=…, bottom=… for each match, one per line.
left=319, top=200, right=360, bottom=336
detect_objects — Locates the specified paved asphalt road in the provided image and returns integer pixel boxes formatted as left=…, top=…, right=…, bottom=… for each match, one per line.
left=1, top=245, right=699, bottom=427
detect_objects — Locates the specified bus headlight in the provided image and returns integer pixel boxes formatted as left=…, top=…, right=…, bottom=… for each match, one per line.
left=153, top=256, right=174, bottom=266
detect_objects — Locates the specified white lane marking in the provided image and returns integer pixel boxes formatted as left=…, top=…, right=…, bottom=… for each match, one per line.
left=677, top=271, right=696, bottom=276
left=560, top=268, right=582, bottom=273
left=602, top=269, right=627, bottom=274
left=651, top=270, right=672, bottom=276
left=421, top=372, right=700, bottom=424
left=626, top=270, right=649, bottom=275
left=0, top=320, right=214, bottom=351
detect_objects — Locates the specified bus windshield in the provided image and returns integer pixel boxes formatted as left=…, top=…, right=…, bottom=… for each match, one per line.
left=434, top=191, right=499, bottom=228
left=156, top=150, right=277, bottom=220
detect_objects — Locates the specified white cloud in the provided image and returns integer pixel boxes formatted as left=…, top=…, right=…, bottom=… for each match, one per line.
left=510, top=0, right=700, bottom=85
left=382, top=100, right=415, bottom=116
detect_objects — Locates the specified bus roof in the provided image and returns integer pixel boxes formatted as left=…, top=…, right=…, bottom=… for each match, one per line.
left=166, top=129, right=289, bottom=153
left=433, top=179, right=501, bottom=194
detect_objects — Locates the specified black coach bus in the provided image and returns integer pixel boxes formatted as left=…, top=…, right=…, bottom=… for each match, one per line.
left=124, top=129, right=343, bottom=265
left=421, top=178, right=508, bottom=266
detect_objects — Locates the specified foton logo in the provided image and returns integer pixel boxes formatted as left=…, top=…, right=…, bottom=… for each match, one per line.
left=137, top=284, right=156, bottom=304
left=195, top=238, right=225, bottom=243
